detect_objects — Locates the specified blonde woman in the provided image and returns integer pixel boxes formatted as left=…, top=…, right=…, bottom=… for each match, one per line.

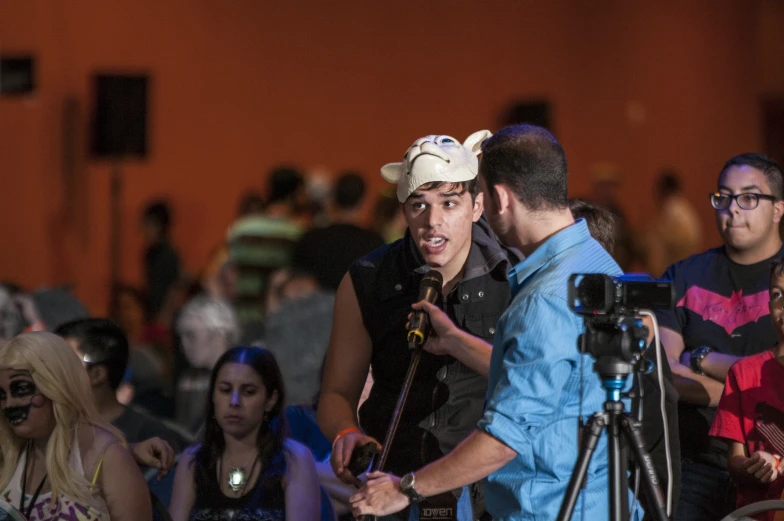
left=0, top=332, right=152, bottom=521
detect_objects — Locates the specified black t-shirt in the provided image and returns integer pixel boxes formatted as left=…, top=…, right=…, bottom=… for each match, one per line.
left=291, top=223, right=385, bottom=291
left=112, top=406, right=189, bottom=453
left=655, top=245, right=784, bottom=467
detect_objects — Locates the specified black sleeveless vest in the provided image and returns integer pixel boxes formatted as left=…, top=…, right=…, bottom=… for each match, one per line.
left=349, top=220, right=517, bottom=477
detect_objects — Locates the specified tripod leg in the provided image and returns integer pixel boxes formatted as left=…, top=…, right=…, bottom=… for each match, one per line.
left=608, top=407, right=630, bottom=521
left=556, top=412, right=607, bottom=521
left=621, top=416, right=669, bottom=521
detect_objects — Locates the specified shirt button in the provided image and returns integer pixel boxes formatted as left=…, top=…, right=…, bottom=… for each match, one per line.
left=461, top=294, right=469, bottom=301
left=394, top=284, right=402, bottom=291
left=489, top=327, right=496, bottom=335
left=478, top=291, right=484, bottom=298
left=436, top=366, right=448, bottom=382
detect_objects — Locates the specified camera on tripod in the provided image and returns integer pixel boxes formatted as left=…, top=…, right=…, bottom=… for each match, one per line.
left=567, top=274, right=675, bottom=364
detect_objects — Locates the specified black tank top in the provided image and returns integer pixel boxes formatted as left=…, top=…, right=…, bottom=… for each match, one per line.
left=189, top=465, right=285, bottom=521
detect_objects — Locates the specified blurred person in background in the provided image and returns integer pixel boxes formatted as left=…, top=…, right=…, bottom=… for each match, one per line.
left=292, top=171, right=385, bottom=292
left=0, top=332, right=152, bottom=521
left=175, top=295, right=240, bottom=434
left=140, top=200, right=182, bottom=324
left=227, top=166, right=306, bottom=326
left=55, top=318, right=188, bottom=452
left=370, top=189, right=408, bottom=244
left=169, top=346, right=321, bottom=521
left=110, top=284, right=174, bottom=417
left=261, top=268, right=334, bottom=407
left=644, top=169, right=702, bottom=277
left=591, top=162, right=638, bottom=270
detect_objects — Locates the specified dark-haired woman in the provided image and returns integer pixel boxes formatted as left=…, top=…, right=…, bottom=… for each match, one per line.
left=169, top=346, right=321, bottom=521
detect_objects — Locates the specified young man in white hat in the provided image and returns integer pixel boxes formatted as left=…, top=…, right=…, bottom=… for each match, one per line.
left=318, top=131, right=517, bottom=520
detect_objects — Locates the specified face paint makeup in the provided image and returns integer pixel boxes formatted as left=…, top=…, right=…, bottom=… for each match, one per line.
left=0, top=373, right=45, bottom=427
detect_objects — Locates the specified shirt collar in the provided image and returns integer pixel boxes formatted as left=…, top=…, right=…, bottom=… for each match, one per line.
left=508, top=219, right=591, bottom=297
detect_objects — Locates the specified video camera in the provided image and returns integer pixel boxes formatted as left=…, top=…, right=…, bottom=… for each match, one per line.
left=567, top=274, right=674, bottom=365
left=567, top=273, right=674, bottom=316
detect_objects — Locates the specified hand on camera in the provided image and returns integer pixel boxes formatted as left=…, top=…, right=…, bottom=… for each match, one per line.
left=330, top=430, right=382, bottom=487
left=744, top=451, right=782, bottom=484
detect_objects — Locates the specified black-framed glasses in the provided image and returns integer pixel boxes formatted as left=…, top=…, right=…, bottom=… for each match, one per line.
left=709, top=192, right=777, bottom=210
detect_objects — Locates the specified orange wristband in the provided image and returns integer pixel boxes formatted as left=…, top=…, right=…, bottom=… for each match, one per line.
left=332, top=427, right=361, bottom=447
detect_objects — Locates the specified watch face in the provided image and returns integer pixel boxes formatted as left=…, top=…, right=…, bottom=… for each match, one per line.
left=400, top=473, right=414, bottom=489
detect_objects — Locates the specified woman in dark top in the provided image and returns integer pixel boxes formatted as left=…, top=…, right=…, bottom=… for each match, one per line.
left=169, top=347, right=321, bottom=521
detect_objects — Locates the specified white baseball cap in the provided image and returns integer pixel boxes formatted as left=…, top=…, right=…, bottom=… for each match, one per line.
left=380, top=130, right=492, bottom=202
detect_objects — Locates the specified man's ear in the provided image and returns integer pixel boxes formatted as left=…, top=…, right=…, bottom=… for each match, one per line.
left=493, top=183, right=512, bottom=215
left=472, top=192, right=484, bottom=222
left=774, top=200, right=784, bottom=224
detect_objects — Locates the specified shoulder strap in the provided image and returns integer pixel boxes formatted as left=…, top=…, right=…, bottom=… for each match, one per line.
left=91, top=454, right=104, bottom=486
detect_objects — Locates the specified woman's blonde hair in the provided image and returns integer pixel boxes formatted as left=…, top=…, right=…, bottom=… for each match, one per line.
left=0, top=332, right=124, bottom=504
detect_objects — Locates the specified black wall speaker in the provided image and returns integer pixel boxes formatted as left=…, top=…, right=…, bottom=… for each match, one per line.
left=91, top=74, right=148, bottom=159
left=0, top=56, right=35, bottom=95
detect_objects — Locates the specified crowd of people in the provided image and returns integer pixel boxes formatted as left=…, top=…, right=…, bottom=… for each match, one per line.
left=1, top=124, right=783, bottom=521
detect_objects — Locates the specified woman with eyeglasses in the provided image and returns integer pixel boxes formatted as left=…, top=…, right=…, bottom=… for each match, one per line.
left=0, top=332, right=152, bottom=521
left=168, top=346, right=321, bottom=521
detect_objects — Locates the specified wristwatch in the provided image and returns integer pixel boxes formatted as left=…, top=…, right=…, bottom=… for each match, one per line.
left=690, top=346, right=712, bottom=375
left=399, top=472, right=426, bottom=504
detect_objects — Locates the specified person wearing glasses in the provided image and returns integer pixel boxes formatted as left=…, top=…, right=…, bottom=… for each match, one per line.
left=654, top=153, right=784, bottom=521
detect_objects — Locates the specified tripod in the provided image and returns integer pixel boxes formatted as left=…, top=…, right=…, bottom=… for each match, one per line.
left=556, top=357, right=669, bottom=521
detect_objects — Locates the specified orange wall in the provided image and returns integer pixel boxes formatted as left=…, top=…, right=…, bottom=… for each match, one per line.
left=0, top=1, right=766, bottom=313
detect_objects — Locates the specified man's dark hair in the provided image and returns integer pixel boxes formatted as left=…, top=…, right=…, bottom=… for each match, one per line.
left=480, top=124, right=568, bottom=210
left=142, top=200, right=172, bottom=234
left=267, top=166, right=304, bottom=205
left=771, top=256, right=784, bottom=281
left=415, top=180, right=479, bottom=202
left=334, top=172, right=367, bottom=210
left=55, top=318, right=130, bottom=390
left=237, top=191, right=265, bottom=217
left=569, top=198, right=617, bottom=254
left=720, top=153, right=784, bottom=200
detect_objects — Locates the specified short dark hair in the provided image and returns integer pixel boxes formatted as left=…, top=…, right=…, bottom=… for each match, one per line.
left=720, top=153, right=783, bottom=200
left=569, top=199, right=617, bottom=254
left=334, top=172, right=367, bottom=209
left=54, top=318, right=129, bottom=390
left=480, top=124, right=568, bottom=210
left=142, top=200, right=171, bottom=233
left=771, top=256, right=784, bottom=281
left=414, top=180, right=479, bottom=201
left=267, top=166, right=304, bottom=205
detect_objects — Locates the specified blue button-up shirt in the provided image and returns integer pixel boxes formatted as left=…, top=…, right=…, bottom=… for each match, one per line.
left=478, top=219, right=625, bottom=521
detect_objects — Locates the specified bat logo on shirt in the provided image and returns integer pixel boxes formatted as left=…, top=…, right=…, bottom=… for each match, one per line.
left=677, top=287, right=769, bottom=335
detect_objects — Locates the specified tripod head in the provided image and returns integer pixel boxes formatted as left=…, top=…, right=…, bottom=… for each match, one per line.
left=580, top=314, right=649, bottom=403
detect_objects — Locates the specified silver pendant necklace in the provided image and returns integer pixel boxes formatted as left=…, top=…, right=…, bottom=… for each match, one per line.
left=221, top=454, right=260, bottom=495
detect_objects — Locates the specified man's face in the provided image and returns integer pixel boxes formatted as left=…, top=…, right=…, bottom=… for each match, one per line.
left=402, top=183, right=483, bottom=273
left=179, top=314, right=226, bottom=369
left=715, top=165, right=783, bottom=253
left=769, top=274, right=784, bottom=338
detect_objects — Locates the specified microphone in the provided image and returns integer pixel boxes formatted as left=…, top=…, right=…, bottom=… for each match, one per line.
left=407, top=270, right=443, bottom=348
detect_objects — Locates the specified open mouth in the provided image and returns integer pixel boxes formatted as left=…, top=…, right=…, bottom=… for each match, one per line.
left=425, top=237, right=445, bottom=247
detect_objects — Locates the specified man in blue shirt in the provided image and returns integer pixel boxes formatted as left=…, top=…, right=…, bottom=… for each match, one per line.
left=350, top=124, right=627, bottom=520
